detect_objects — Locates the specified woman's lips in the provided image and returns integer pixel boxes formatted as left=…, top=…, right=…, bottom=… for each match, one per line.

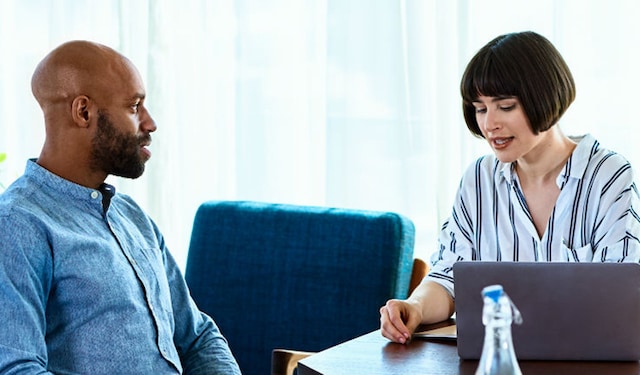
left=491, top=137, right=514, bottom=149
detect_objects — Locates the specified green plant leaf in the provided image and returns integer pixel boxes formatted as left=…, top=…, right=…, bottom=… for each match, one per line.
left=0, top=152, right=6, bottom=163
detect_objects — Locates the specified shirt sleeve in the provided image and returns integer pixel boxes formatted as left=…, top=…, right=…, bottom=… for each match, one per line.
left=159, top=235, right=241, bottom=375
left=0, top=214, right=55, bottom=374
left=426, top=159, right=483, bottom=297
left=584, top=155, right=640, bottom=263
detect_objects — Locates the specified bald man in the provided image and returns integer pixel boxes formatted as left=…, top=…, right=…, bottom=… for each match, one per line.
left=0, top=41, right=241, bottom=374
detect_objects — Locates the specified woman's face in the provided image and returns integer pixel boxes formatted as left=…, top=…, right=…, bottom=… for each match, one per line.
left=472, top=95, right=543, bottom=164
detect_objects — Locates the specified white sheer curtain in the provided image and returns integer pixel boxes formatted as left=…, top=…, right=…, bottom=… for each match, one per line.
left=2, top=0, right=640, bottom=268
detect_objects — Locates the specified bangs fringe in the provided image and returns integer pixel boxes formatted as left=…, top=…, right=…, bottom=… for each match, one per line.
left=461, top=50, right=519, bottom=103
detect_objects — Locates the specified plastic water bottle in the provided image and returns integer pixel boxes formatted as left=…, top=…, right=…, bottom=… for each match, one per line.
left=475, top=284, right=523, bottom=375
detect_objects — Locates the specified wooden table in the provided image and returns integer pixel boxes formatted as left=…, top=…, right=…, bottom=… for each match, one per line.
left=298, top=329, right=640, bottom=375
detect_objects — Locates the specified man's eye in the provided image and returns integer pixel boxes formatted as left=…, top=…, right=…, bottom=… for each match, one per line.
left=132, top=104, right=140, bottom=113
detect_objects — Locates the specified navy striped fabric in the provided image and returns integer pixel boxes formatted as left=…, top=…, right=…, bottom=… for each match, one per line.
left=185, top=201, right=415, bottom=375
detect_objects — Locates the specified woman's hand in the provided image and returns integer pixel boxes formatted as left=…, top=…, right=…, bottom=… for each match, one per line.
left=379, top=299, right=423, bottom=344
left=380, top=280, right=455, bottom=344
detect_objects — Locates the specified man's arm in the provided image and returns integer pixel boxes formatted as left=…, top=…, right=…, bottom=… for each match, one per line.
left=161, top=246, right=241, bottom=375
left=0, top=215, right=54, bottom=374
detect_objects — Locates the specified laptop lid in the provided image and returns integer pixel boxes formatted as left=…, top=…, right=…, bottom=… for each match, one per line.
left=453, top=261, right=640, bottom=361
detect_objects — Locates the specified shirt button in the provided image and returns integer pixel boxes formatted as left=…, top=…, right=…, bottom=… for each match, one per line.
left=91, top=191, right=99, bottom=199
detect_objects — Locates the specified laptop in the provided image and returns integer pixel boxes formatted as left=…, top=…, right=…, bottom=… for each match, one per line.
left=453, top=261, right=640, bottom=361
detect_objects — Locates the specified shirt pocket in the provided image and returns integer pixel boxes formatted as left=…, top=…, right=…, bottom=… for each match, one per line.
left=592, top=238, right=640, bottom=262
left=562, top=240, right=593, bottom=262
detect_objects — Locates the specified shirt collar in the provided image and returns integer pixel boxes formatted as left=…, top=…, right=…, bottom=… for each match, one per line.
left=559, top=134, right=595, bottom=182
left=24, top=159, right=115, bottom=210
left=498, top=133, right=596, bottom=187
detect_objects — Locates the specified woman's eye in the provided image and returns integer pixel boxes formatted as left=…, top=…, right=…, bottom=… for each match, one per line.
left=500, top=104, right=515, bottom=111
left=475, top=107, right=487, bottom=114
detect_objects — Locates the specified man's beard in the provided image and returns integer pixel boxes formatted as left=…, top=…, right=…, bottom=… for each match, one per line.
left=90, top=111, right=151, bottom=179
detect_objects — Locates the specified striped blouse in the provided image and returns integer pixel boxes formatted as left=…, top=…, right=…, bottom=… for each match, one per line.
left=428, top=134, right=640, bottom=297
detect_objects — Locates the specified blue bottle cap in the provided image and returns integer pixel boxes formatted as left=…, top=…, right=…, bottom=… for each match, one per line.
left=481, top=284, right=503, bottom=303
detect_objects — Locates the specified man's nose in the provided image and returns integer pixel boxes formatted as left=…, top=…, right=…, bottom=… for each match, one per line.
left=141, top=108, right=157, bottom=133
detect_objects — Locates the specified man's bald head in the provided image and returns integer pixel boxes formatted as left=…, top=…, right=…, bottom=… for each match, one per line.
left=31, top=40, right=137, bottom=111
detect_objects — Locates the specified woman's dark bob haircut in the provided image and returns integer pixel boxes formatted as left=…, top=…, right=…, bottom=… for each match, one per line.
left=461, top=31, right=576, bottom=137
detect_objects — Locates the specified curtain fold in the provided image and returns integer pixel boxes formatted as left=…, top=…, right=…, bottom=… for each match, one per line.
left=2, top=0, right=639, bottom=268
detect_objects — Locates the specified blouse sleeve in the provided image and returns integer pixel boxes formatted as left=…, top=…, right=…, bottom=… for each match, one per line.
left=584, top=154, right=640, bottom=263
left=426, top=158, right=487, bottom=297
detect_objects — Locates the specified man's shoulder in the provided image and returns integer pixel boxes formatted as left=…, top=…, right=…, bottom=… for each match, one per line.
left=0, top=190, right=47, bottom=236
left=0, top=174, right=70, bottom=236
left=0, top=178, right=36, bottom=216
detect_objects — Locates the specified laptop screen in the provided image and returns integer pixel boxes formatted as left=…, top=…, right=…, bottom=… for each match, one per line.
left=453, top=261, right=640, bottom=361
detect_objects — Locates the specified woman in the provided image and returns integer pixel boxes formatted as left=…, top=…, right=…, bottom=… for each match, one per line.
left=380, top=31, right=640, bottom=344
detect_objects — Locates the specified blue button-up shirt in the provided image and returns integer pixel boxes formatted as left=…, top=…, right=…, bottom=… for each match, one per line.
left=0, top=160, right=241, bottom=374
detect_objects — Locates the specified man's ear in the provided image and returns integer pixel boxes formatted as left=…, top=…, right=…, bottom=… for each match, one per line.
left=71, top=95, right=93, bottom=128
